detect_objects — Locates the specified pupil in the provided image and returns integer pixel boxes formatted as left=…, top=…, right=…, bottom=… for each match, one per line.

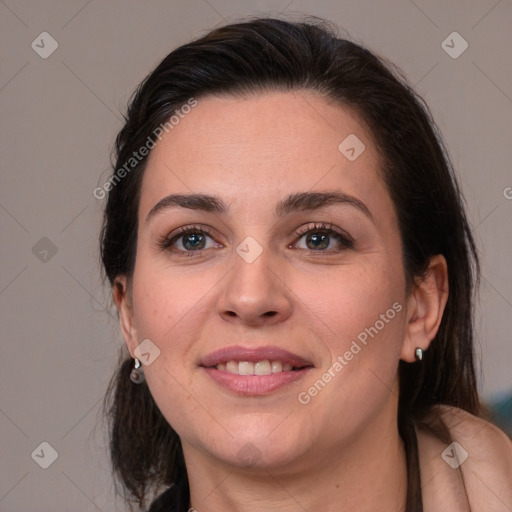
left=184, top=233, right=205, bottom=250
left=307, top=232, right=329, bottom=250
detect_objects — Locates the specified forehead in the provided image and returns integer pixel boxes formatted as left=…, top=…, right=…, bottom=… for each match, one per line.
left=140, top=91, right=390, bottom=222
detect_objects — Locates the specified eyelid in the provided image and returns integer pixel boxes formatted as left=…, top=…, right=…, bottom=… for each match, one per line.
left=294, top=222, right=354, bottom=243
left=292, top=222, right=355, bottom=251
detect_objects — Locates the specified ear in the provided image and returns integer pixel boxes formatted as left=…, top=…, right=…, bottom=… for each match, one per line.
left=112, top=275, right=138, bottom=358
left=400, top=254, right=449, bottom=362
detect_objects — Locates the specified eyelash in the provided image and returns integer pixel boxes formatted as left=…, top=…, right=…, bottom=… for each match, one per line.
left=294, top=222, right=355, bottom=251
left=156, top=222, right=355, bottom=256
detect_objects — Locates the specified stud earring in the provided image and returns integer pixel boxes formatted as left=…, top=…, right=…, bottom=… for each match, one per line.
left=130, top=358, right=145, bottom=384
left=415, top=347, right=424, bottom=361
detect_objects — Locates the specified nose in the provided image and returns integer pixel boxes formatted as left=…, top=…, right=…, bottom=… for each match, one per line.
left=217, top=246, right=292, bottom=327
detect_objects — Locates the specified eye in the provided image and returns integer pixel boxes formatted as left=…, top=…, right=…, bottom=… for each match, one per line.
left=293, top=222, right=354, bottom=252
left=157, top=222, right=354, bottom=256
left=157, top=225, right=221, bottom=255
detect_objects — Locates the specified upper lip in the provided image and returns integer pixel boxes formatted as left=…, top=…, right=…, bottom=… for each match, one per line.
left=200, top=345, right=314, bottom=368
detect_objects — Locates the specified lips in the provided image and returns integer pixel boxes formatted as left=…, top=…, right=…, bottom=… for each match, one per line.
left=200, top=346, right=314, bottom=395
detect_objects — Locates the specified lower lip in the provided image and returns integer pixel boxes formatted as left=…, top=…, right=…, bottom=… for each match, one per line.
left=202, top=367, right=311, bottom=396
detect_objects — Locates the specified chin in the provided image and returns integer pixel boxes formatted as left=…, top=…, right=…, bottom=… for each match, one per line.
left=215, top=439, right=303, bottom=472
left=207, top=422, right=306, bottom=469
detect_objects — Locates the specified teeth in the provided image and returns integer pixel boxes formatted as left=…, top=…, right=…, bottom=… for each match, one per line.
left=216, top=360, right=297, bottom=375
left=226, top=361, right=239, bottom=374
left=254, top=360, right=271, bottom=375
left=238, top=361, right=254, bottom=375
left=271, top=360, right=282, bottom=373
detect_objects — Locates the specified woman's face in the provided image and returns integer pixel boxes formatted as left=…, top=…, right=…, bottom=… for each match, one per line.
left=120, top=91, right=411, bottom=470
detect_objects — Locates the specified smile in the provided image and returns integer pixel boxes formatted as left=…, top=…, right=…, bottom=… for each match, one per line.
left=215, top=360, right=305, bottom=375
left=200, top=346, right=314, bottom=395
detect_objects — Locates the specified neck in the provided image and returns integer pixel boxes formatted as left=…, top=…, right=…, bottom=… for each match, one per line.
left=184, top=391, right=407, bottom=511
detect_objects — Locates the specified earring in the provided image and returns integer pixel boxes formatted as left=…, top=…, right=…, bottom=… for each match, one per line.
left=415, top=347, right=424, bottom=361
left=130, top=358, right=145, bottom=384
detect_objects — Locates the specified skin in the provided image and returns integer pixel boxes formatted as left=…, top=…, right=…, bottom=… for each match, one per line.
left=114, top=91, right=450, bottom=511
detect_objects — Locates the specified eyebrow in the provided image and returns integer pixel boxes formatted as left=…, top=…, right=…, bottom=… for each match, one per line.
left=145, top=190, right=373, bottom=224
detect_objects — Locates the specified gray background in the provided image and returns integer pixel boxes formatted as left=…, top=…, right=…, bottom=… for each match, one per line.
left=1, top=1, right=511, bottom=510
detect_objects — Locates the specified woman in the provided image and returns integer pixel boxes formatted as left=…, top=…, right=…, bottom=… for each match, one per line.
left=101, top=16, right=512, bottom=511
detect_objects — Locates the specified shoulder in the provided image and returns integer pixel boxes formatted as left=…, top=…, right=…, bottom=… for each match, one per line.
left=419, top=404, right=512, bottom=511
left=435, top=404, right=512, bottom=466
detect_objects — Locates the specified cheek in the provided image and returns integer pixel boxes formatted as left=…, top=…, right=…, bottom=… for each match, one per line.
left=129, top=256, right=226, bottom=399
left=294, top=261, right=403, bottom=349
left=297, top=263, right=405, bottom=426
left=301, top=258, right=406, bottom=412
left=129, top=267, right=215, bottom=435
left=131, top=259, right=212, bottom=348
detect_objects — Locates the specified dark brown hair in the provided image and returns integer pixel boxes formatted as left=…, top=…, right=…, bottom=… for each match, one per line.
left=101, top=16, right=480, bottom=511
